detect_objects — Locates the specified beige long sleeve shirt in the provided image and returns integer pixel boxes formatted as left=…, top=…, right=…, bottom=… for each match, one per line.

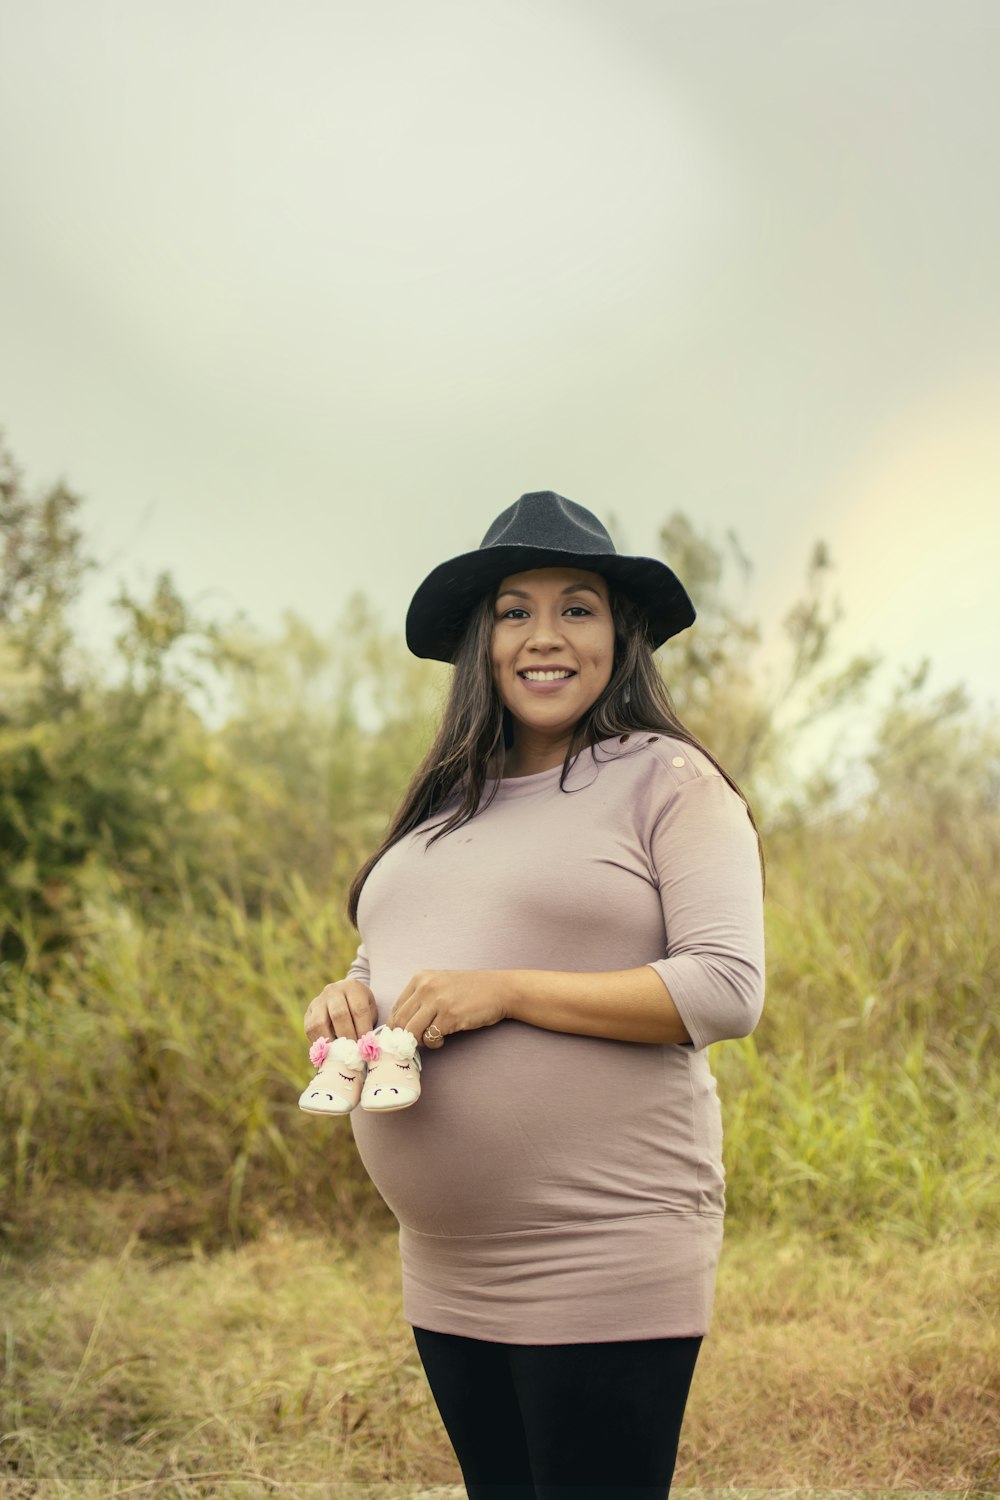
left=347, top=732, right=765, bottom=1344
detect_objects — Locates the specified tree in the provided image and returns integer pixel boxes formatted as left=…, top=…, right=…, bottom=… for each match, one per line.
left=0, top=436, right=235, bottom=958
left=654, top=514, right=881, bottom=817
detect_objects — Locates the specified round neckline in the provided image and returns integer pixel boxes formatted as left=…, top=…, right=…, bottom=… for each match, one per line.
left=486, top=736, right=629, bottom=797
left=498, top=760, right=566, bottom=784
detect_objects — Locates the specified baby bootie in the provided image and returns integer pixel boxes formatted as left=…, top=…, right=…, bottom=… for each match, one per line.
left=359, top=1025, right=422, bottom=1112
left=299, top=1035, right=367, bottom=1115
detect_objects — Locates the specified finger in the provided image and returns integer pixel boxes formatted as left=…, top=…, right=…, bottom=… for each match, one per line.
left=412, top=1013, right=446, bottom=1047
left=343, top=984, right=380, bottom=1038
left=390, top=975, right=424, bottom=1032
left=395, top=976, right=417, bottom=1014
left=355, top=990, right=380, bottom=1036
left=319, top=988, right=360, bottom=1042
left=328, top=998, right=361, bottom=1042
left=303, top=1000, right=329, bottom=1041
left=386, top=1004, right=413, bottom=1037
left=385, top=1001, right=408, bottom=1033
left=304, top=1007, right=333, bottom=1045
left=360, top=985, right=378, bottom=1029
left=343, top=994, right=369, bottom=1041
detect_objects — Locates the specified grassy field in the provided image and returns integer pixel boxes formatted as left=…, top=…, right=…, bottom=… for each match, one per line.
left=3, top=803, right=997, bottom=1256
left=1, top=1192, right=997, bottom=1497
left=2, top=695, right=998, bottom=1496
left=3, top=462, right=999, bottom=1497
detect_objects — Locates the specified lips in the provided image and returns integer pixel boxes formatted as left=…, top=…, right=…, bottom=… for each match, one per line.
left=515, top=669, right=578, bottom=695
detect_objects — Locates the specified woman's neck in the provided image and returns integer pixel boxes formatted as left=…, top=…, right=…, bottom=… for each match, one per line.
left=497, top=737, right=576, bottom=779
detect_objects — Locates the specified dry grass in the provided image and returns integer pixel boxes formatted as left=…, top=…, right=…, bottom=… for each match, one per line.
left=684, top=1230, right=999, bottom=1489
left=1, top=1197, right=996, bottom=1496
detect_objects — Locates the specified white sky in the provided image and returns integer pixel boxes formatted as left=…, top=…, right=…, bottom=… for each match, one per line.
left=1, top=0, right=997, bottom=747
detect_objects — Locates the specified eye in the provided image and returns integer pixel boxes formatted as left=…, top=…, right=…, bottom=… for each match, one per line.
left=498, top=605, right=592, bottom=620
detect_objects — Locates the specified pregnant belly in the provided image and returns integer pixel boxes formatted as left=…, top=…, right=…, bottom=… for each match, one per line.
left=349, top=1021, right=717, bottom=1237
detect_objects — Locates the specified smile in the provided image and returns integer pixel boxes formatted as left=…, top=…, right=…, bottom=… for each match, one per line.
left=516, top=671, right=577, bottom=695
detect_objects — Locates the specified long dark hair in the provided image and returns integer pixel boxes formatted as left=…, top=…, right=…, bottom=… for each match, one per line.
left=346, top=584, right=765, bottom=926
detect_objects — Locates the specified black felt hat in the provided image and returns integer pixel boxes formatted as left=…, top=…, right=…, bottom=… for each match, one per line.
left=405, top=490, right=695, bottom=663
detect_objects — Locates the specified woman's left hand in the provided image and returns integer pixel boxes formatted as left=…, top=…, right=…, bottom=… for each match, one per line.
left=386, top=970, right=513, bottom=1047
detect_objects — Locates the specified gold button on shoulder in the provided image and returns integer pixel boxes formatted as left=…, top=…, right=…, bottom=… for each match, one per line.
left=671, top=755, right=686, bottom=767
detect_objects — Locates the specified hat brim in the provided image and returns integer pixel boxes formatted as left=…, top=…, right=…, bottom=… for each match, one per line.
left=405, top=544, right=695, bottom=663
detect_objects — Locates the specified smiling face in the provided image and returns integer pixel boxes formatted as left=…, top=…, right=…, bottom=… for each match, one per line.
left=490, top=567, right=616, bottom=772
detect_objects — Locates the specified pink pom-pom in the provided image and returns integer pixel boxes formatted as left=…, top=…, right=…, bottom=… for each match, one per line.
left=309, top=1036, right=331, bottom=1068
left=358, top=1032, right=381, bottom=1062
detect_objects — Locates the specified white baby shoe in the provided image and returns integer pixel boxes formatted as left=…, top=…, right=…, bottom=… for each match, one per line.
left=298, top=1035, right=367, bottom=1115
left=359, top=1025, right=422, bottom=1112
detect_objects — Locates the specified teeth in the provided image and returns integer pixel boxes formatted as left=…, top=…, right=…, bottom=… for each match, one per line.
left=521, top=670, right=574, bottom=681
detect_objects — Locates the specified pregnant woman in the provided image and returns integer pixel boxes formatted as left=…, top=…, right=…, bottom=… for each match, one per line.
left=303, top=490, right=766, bottom=1500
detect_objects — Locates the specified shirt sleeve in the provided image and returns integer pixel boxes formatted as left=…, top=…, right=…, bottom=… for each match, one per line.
left=345, top=941, right=371, bottom=986
left=645, top=773, right=765, bottom=1052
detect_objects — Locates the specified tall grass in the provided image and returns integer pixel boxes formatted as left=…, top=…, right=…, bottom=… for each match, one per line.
left=0, top=872, right=388, bottom=1251
left=717, top=799, right=998, bottom=1244
left=2, top=778, right=997, bottom=1253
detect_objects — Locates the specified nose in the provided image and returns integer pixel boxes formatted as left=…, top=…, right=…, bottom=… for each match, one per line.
left=524, top=610, right=568, bottom=649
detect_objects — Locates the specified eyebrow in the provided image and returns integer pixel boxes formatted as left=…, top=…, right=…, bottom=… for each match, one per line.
left=495, top=582, right=604, bottom=601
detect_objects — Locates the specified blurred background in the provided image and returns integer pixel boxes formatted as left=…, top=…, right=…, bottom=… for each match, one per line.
left=1, top=1, right=997, bottom=1492
left=2, top=0, right=998, bottom=719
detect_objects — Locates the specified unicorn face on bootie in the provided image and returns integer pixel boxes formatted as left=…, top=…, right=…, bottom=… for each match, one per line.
left=298, top=1025, right=422, bottom=1116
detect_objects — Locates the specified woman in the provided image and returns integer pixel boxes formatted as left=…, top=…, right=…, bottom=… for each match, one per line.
left=304, top=491, right=766, bottom=1500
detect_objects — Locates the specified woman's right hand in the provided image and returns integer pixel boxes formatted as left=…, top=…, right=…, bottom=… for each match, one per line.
left=304, top=980, right=378, bottom=1045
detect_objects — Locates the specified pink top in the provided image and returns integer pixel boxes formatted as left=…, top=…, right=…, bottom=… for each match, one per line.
left=347, top=732, right=765, bottom=1344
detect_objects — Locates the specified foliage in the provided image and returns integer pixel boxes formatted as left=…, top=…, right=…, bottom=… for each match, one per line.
left=3, top=758, right=996, bottom=1249
left=0, top=436, right=448, bottom=957
left=2, top=434, right=886, bottom=959
left=1, top=439, right=236, bottom=957
left=655, top=514, right=881, bottom=804
left=1, top=434, right=997, bottom=1258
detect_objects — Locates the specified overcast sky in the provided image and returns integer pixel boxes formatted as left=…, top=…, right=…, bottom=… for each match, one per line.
left=1, top=0, right=997, bottom=751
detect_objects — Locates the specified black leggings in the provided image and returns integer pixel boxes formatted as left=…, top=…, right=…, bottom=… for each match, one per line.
left=412, top=1324, right=702, bottom=1500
